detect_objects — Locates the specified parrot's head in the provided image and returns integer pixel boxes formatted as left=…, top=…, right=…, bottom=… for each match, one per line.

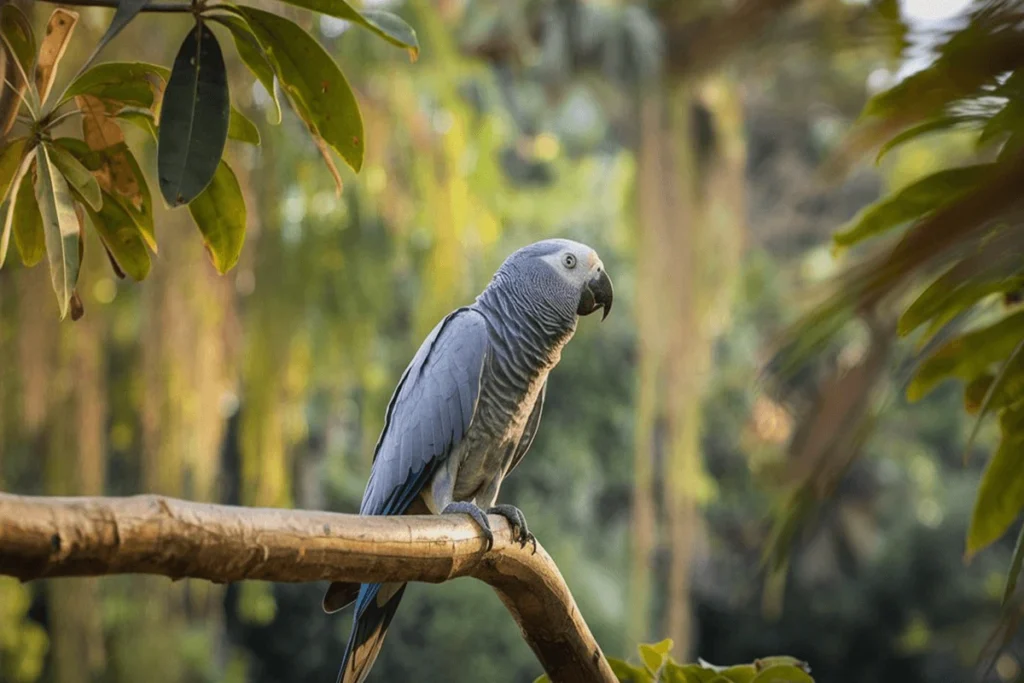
left=489, top=238, right=614, bottom=327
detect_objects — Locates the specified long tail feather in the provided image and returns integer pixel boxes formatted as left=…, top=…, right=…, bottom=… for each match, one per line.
left=336, top=582, right=407, bottom=683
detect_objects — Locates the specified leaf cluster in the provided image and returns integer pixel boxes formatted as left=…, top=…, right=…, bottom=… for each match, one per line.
left=0, top=0, right=418, bottom=318
left=535, top=640, right=814, bottom=683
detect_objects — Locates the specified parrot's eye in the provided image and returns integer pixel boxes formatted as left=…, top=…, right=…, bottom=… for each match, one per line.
left=562, top=253, right=577, bottom=269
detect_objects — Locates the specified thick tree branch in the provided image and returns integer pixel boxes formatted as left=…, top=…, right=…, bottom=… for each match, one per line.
left=0, top=493, right=617, bottom=683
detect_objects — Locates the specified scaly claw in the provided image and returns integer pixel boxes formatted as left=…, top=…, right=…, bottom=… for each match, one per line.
left=442, top=501, right=494, bottom=551
left=486, top=504, right=537, bottom=554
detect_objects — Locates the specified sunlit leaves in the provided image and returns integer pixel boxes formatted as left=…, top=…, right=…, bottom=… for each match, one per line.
left=46, top=143, right=102, bottom=211
left=269, top=0, right=419, bottom=59
left=11, top=164, right=44, bottom=268
left=187, top=160, right=246, bottom=274
left=61, top=61, right=166, bottom=109
left=158, top=21, right=230, bottom=206
left=0, top=137, right=28, bottom=205
left=231, top=6, right=364, bottom=177
left=874, top=115, right=985, bottom=163
left=228, top=107, right=261, bottom=145
left=212, top=14, right=282, bottom=124
left=85, top=190, right=150, bottom=281
left=0, top=152, right=33, bottom=269
left=968, top=403, right=1024, bottom=556
left=34, top=146, right=81, bottom=319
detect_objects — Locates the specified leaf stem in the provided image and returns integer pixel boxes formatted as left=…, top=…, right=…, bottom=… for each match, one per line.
left=33, top=0, right=194, bottom=13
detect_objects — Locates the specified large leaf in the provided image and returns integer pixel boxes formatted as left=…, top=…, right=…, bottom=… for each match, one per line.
left=12, top=162, right=44, bottom=267
left=0, top=152, right=34, bottom=269
left=45, top=142, right=102, bottom=211
left=907, top=310, right=1024, bottom=402
left=231, top=6, right=364, bottom=173
left=35, top=145, right=81, bottom=319
left=0, top=137, right=29, bottom=205
left=35, top=9, right=79, bottom=104
left=157, top=21, right=230, bottom=206
left=833, top=165, right=991, bottom=248
left=210, top=14, right=282, bottom=124
left=967, top=402, right=1024, bottom=556
left=187, top=160, right=245, bottom=273
left=85, top=190, right=150, bottom=281
left=60, top=61, right=166, bottom=109
left=79, top=0, right=153, bottom=75
left=268, top=0, right=418, bottom=58
left=54, top=137, right=156, bottom=253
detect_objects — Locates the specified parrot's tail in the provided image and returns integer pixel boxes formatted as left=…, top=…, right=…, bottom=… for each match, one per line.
left=336, top=581, right=407, bottom=683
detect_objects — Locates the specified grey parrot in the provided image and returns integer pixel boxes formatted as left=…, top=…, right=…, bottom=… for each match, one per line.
left=323, top=238, right=614, bottom=683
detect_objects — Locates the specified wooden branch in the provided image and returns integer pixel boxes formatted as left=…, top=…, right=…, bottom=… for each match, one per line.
left=45, top=0, right=195, bottom=12
left=0, top=493, right=617, bottom=683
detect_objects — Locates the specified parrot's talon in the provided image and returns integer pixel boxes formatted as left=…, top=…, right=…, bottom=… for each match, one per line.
left=486, top=504, right=535, bottom=550
left=442, top=501, right=493, bottom=551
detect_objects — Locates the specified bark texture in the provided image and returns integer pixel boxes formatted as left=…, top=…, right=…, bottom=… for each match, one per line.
left=0, top=493, right=616, bottom=683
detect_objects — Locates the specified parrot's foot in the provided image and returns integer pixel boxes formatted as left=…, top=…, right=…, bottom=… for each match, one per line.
left=486, top=504, right=537, bottom=554
left=442, top=501, right=494, bottom=551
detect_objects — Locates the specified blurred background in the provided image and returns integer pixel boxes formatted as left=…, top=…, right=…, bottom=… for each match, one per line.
left=1, top=0, right=1020, bottom=682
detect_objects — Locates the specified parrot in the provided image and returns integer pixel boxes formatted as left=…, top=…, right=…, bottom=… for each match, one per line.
left=323, top=238, right=614, bottom=683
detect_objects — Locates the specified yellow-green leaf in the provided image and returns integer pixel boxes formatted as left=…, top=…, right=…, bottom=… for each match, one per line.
left=608, top=657, right=653, bottom=683
left=210, top=14, right=282, bottom=124
left=639, top=644, right=666, bottom=675
left=228, top=107, right=261, bottom=145
left=968, top=403, right=1024, bottom=555
left=45, top=142, right=102, bottom=211
left=0, top=137, right=29, bottom=205
left=232, top=6, right=364, bottom=172
left=35, top=145, right=81, bottom=319
left=834, top=165, right=991, bottom=248
left=12, top=162, right=44, bottom=267
left=875, top=115, right=985, bottom=164
left=0, top=152, right=34, bottom=268
left=908, top=311, right=1024, bottom=402
left=60, top=61, right=166, bottom=109
left=0, top=4, right=36, bottom=107
left=85, top=190, right=150, bottom=281
left=187, top=160, right=245, bottom=274
left=267, top=0, right=418, bottom=58
left=750, top=664, right=814, bottom=683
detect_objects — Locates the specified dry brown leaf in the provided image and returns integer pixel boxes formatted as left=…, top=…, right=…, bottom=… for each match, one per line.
left=35, top=9, right=79, bottom=104
left=76, top=93, right=142, bottom=208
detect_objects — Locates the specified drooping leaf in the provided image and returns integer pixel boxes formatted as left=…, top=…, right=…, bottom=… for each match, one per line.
left=228, top=107, right=260, bottom=145
left=45, top=142, right=102, bottom=211
left=1002, top=522, right=1024, bottom=606
left=267, top=0, right=418, bottom=58
left=187, top=160, right=245, bottom=273
left=54, top=136, right=156, bottom=253
left=61, top=61, right=166, bottom=109
left=232, top=6, right=364, bottom=172
left=85, top=190, right=150, bottom=281
left=75, top=94, right=144, bottom=205
left=0, top=152, right=34, bottom=268
left=967, top=402, right=1024, bottom=556
left=209, top=14, right=282, bottom=124
left=35, top=9, right=79, bottom=104
left=0, top=137, right=29, bottom=205
left=34, top=145, right=81, bottom=319
left=157, top=21, right=230, bottom=206
left=12, top=161, right=44, bottom=267
left=79, top=0, right=153, bottom=75
left=833, top=165, right=991, bottom=248
left=875, top=114, right=985, bottom=163
left=907, top=310, right=1024, bottom=402
left=964, top=339, right=1024, bottom=464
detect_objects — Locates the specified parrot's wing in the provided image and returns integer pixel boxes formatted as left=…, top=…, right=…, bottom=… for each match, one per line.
left=359, top=306, right=490, bottom=517
left=506, top=378, right=546, bottom=476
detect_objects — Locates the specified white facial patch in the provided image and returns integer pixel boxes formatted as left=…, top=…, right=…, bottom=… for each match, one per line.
left=539, top=246, right=599, bottom=286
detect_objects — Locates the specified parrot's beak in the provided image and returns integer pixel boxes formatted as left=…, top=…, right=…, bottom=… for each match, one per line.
left=577, top=267, right=614, bottom=321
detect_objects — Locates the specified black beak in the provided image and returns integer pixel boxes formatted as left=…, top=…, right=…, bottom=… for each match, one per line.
left=577, top=267, right=614, bottom=321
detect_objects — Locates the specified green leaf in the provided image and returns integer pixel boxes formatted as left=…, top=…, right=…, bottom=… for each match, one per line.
left=639, top=643, right=667, bottom=675
left=78, top=0, right=154, bottom=75
left=228, top=107, right=261, bottom=145
left=187, top=160, right=245, bottom=273
left=61, top=61, right=166, bottom=109
left=12, top=162, right=44, bottom=267
left=231, top=6, right=364, bottom=172
left=967, top=403, right=1024, bottom=556
left=719, top=665, right=758, bottom=683
left=531, top=676, right=550, bottom=683
left=608, top=657, right=653, bottom=683
left=0, top=5, right=35, bottom=86
left=265, top=0, right=418, bottom=57
left=834, top=165, right=991, bottom=248
left=117, top=109, right=158, bottom=139
left=157, top=21, right=230, bottom=206
left=210, top=14, right=282, bottom=124
left=964, top=339, right=1024, bottom=464
left=675, top=664, right=720, bottom=683
left=907, top=311, right=1024, bottom=402
left=85, top=190, right=150, bottom=281
left=35, top=145, right=81, bottom=319
left=750, top=665, right=814, bottom=683
left=1002, top=521, right=1024, bottom=606
left=0, top=137, right=29, bottom=205
left=45, top=142, right=102, bottom=211
left=0, top=152, right=34, bottom=268
left=875, top=115, right=985, bottom=163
